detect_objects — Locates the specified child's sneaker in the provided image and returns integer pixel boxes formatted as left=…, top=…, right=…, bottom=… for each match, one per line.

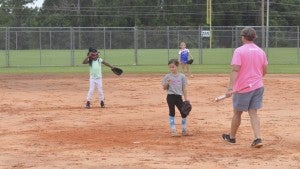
left=222, top=134, right=236, bottom=144
left=251, top=138, right=263, bottom=148
left=171, top=129, right=176, bottom=136
left=182, top=130, right=188, bottom=136
left=182, top=128, right=189, bottom=136
left=85, top=101, right=91, bottom=109
left=171, top=130, right=181, bottom=137
left=100, top=101, right=105, bottom=108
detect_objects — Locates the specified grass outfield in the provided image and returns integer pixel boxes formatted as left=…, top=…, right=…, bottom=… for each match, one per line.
left=0, top=48, right=299, bottom=74
left=0, top=64, right=300, bottom=74
left=0, top=48, right=299, bottom=67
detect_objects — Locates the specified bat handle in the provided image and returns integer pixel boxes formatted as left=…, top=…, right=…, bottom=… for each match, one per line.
left=215, top=95, right=226, bottom=102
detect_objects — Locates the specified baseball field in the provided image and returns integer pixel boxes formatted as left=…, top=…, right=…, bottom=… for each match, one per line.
left=0, top=49, right=300, bottom=168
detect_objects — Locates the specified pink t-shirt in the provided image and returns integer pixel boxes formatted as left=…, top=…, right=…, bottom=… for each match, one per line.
left=231, top=43, right=268, bottom=93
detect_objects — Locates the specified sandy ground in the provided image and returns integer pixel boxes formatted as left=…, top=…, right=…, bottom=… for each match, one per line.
left=0, top=74, right=299, bottom=169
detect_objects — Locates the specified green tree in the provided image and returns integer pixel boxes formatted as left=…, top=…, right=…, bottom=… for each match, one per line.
left=0, top=0, right=36, bottom=26
left=212, top=0, right=259, bottom=26
left=1, top=0, right=299, bottom=27
left=269, top=0, right=300, bottom=26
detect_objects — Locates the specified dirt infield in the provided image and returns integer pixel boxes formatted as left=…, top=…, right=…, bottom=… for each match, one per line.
left=0, top=74, right=299, bottom=169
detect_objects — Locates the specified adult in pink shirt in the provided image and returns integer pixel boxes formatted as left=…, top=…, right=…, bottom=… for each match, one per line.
left=222, top=27, right=268, bottom=148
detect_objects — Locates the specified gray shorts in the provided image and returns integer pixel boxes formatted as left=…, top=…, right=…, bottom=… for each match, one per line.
left=233, top=87, right=264, bottom=111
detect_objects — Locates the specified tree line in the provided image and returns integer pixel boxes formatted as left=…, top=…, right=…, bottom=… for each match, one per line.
left=0, top=0, right=299, bottom=27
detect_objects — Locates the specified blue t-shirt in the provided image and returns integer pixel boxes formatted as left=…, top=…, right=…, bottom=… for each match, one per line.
left=179, top=49, right=190, bottom=63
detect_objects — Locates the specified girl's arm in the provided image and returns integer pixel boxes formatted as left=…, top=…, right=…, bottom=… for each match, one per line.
left=183, top=85, right=188, bottom=101
left=263, top=64, right=268, bottom=76
left=102, top=61, right=114, bottom=69
left=82, top=53, right=90, bottom=64
left=226, top=65, right=240, bottom=97
left=163, top=79, right=171, bottom=90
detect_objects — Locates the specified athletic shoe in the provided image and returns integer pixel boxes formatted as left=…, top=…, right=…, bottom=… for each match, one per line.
left=100, top=101, right=105, bottom=108
left=251, top=138, right=263, bottom=148
left=86, top=101, right=91, bottom=109
left=171, top=130, right=180, bottom=137
left=222, top=134, right=236, bottom=143
left=182, top=130, right=189, bottom=136
left=182, top=128, right=188, bottom=136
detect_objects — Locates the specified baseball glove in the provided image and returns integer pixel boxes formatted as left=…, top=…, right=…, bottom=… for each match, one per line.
left=181, top=101, right=192, bottom=116
left=187, top=59, right=194, bottom=65
left=111, top=67, right=123, bottom=76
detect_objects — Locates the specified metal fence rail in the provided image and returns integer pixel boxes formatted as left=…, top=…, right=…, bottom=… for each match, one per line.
left=0, top=26, right=299, bottom=67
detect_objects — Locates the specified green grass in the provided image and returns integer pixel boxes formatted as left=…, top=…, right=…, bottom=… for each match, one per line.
left=0, top=48, right=299, bottom=74
left=0, top=64, right=299, bottom=74
left=1, top=48, right=299, bottom=66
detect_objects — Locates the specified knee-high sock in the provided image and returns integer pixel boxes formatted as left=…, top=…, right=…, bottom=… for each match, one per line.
left=169, top=116, right=175, bottom=131
left=182, top=118, right=187, bottom=132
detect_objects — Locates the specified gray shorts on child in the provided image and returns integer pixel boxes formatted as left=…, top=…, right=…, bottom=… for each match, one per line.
left=233, top=87, right=264, bottom=111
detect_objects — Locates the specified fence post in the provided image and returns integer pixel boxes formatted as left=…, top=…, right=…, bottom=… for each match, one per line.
left=167, top=26, right=170, bottom=62
left=231, top=27, right=235, bottom=56
left=198, top=26, right=203, bottom=64
left=39, top=28, right=42, bottom=66
left=134, top=26, right=138, bottom=65
left=103, top=27, right=106, bottom=59
left=70, top=28, right=75, bottom=66
left=275, top=30, right=277, bottom=48
left=261, top=26, right=265, bottom=50
left=266, top=26, right=269, bottom=57
left=177, top=30, right=180, bottom=46
left=5, top=27, right=10, bottom=67
left=49, top=31, right=52, bottom=49
left=297, top=26, right=300, bottom=64
left=15, top=31, right=18, bottom=50
left=109, top=30, right=112, bottom=50
left=78, top=28, right=81, bottom=50
left=235, top=26, right=238, bottom=48
left=144, top=30, right=147, bottom=49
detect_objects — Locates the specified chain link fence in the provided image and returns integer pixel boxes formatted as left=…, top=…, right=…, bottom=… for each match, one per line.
left=0, top=26, right=299, bottom=67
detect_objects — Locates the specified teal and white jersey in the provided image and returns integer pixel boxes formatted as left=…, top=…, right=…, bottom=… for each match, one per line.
left=89, top=58, right=103, bottom=79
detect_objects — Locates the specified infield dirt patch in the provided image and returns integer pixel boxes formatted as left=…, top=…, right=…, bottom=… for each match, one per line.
left=0, top=74, right=299, bottom=169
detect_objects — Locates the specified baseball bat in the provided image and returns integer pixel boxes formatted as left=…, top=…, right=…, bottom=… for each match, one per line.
left=215, top=84, right=253, bottom=102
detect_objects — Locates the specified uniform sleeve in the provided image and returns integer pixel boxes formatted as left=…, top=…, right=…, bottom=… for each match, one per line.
left=98, top=58, right=103, bottom=63
left=231, top=49, right=241, bottom=66
left=162, top=74, right=169, bottom=86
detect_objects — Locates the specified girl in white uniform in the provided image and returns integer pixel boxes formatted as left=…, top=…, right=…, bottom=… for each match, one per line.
left=82, top=47, right=114, bottom=109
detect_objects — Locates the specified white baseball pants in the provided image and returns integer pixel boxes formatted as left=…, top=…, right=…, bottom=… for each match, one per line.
left=87, top=77, right=104, bottom=101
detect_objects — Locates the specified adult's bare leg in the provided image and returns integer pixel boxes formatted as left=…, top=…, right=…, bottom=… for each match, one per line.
left=230, top=110, right=243, bottom=138
left=248, top=109, right=261, bottom=139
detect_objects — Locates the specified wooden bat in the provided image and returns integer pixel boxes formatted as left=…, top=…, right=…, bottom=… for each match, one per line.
left=215, top=84, right=253, bottom=102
